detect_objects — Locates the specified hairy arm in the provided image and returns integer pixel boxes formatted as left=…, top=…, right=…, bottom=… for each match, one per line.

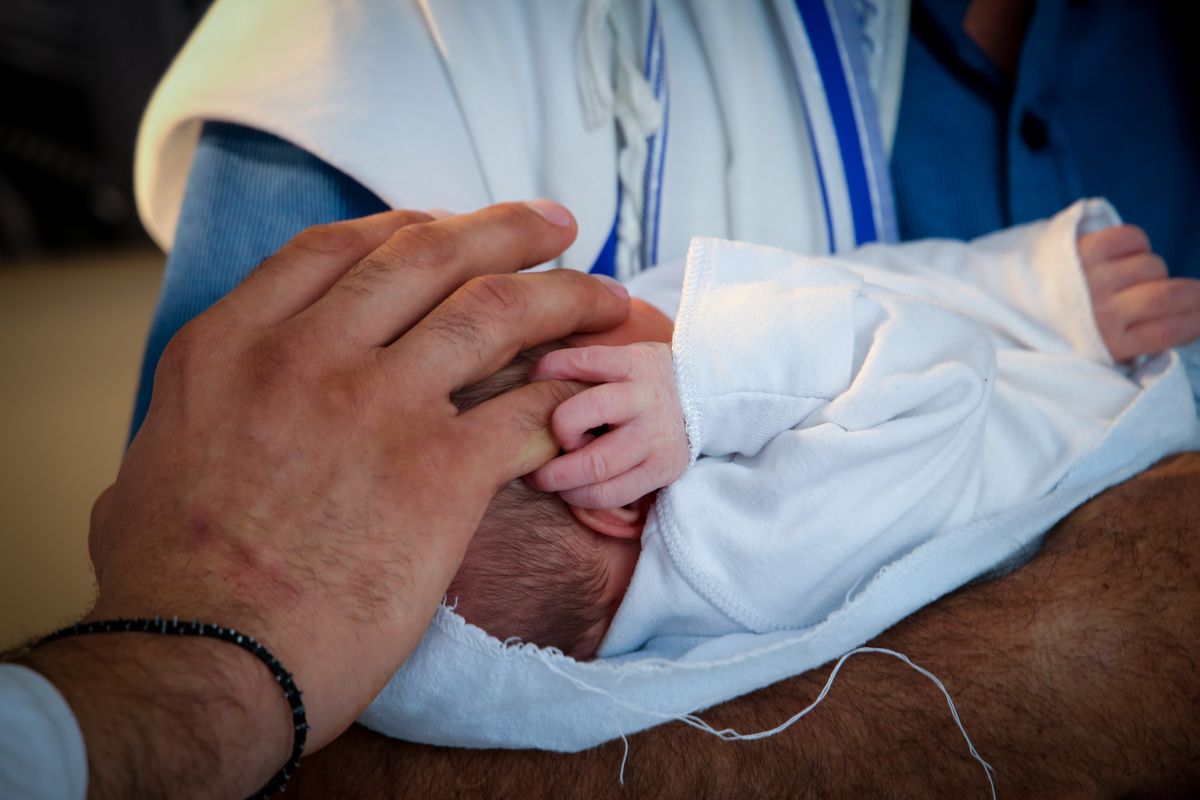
left=12, top=631, right=291, bottom=798
left=287, top=453, right=1200, bottom=799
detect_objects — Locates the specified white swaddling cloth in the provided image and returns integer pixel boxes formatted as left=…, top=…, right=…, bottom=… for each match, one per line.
left=360, top=201, right=1198, bottom=752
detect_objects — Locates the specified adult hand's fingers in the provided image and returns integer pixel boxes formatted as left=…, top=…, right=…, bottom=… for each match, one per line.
left=559, top=460, right=654, bottom=510
left=389, top=268, right=630, bottom=397
left=550, top=382, right=642, bottom=450
left=457, top=379, right=589, bottom=485
left=532, top=345, right=635, bottom=383
left=1088, top=254, right=1168, bottom=299
left=300, top=200, right=580, bottom=347
left=529, top=422, right=646, bottom=493
left=1110, top=278, right=1200, bottom=326
left=1079, top=224, right=1151, bottom=267
left=220, top=210, right=434, bottom=324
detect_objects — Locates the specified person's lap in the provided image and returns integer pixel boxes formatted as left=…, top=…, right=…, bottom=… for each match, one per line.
left=282, top=452, right=1200, bottom=798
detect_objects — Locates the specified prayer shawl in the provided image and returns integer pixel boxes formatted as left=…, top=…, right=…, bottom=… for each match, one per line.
left=134, top=0, right=910, bottom=272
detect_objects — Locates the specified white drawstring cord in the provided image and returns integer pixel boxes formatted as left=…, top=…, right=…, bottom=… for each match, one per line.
left=578, top=0, right=615, bottom=128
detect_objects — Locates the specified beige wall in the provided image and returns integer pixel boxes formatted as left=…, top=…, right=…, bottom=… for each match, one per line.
left=0, top=249, right=162, bottom=650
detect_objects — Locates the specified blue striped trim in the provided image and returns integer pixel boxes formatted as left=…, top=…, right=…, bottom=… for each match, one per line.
left=828, top=0, right=898, bottom=242
left=650, top=80, right=669, bottom=266
left=591, top=177, right=620, bottom=276
left=793, top=0, right=877, bottom=245
left=591, top=0, right=667, bottom=276
left=641, top=0, right=668, bottom=270
left=643, top=0, right=659, bottom=89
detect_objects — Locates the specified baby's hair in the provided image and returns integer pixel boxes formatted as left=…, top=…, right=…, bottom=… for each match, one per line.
left=448, top=343, right=613, bottom=659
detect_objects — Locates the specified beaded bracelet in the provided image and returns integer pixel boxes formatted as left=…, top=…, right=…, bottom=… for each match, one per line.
left=37, top=616, right=307, bottom=799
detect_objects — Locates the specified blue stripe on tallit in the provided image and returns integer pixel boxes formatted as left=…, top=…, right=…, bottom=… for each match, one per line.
left=794, top=0, right=877, bottom=245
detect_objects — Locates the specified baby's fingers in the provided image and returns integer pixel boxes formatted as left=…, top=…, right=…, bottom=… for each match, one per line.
left=550, top=381, right=642, bottom=450
left=528, top=424, right=646, bottom=494
left=1088, top=253, right=1168, bottom=299
left=1106, top=278, right=1200, bottom=359
left=1117, top=314, right=1200, bottom=360
left=532, top=345, right=634, bottom=383
left=1111, top=279, right=1200, bottom=326
left=1079, top=224, right=1151, bottom=268
left=559, top=462, right=656, bottom=510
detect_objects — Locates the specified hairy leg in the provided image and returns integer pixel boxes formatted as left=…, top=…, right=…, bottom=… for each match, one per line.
left=288, top=454, right=1200, bottom=799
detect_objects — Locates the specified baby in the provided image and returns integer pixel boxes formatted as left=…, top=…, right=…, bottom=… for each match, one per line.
left=446, top=204, right=1200, bottom=660
left=446, top=340, right=644, bottom=659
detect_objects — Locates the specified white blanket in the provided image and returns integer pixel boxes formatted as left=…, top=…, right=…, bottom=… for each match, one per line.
left=361, top=202, right=1198, bottom=750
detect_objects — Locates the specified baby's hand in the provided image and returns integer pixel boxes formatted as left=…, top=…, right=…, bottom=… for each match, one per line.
left=1080, top=225, right=1200, bottom=361
left=527, top=342, right=689, bottom=509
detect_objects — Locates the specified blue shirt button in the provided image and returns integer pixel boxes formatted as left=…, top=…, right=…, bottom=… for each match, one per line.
left=1019, top=111, right=1050, bottom=152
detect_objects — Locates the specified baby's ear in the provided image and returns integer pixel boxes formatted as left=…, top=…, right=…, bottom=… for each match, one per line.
left=569, top=495, right=654, bottom=539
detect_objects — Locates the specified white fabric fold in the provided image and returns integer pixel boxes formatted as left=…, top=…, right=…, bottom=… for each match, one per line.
left=604, top=201, right=1139, bottom=651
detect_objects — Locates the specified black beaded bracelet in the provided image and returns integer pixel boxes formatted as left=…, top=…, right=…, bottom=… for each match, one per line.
left=37, top=616, right=307, bottom=800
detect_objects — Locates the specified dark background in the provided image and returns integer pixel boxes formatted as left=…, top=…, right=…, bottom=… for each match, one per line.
left=1, top=1, right=212, bottom=649
left=0, top=0, right=212, bottom=262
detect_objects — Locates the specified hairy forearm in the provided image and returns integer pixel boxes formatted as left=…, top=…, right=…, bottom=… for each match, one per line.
left=289, top=454, right=1200, bottom=799
left=15, top=633, right=290, bottom=799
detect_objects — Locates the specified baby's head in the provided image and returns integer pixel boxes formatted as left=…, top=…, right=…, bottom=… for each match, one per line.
left=446, top=299, right=672, bottom=660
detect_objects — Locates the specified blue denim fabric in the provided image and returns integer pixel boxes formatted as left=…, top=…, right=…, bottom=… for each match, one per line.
left=130, top=123, right=387, bottom=435
left=892, top=0, right=1200, bottom=277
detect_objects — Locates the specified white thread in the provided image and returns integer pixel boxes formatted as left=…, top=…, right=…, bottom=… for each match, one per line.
left=538, top=646, right=996, bottom=798
left=842, top=571, right=870, bottom=606
left=618, top=732, right=630, bottom=785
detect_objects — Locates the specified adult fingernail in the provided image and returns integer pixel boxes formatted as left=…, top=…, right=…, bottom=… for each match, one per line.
left=525, top=198, right=574, bottom=227
left=425, top=208, right=454, bottom=220
left=592, top=273, right=628, bottom=299
left=517, top=427, right=560, bottom=476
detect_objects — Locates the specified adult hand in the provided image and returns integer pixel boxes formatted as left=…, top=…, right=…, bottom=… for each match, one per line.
left=20, top=201, right=630, bottom=798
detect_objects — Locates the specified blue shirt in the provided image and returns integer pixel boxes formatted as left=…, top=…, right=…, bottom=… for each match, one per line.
left=891, top=0, right=1200, bottom=276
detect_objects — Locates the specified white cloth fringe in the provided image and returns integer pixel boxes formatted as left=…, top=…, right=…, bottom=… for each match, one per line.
left=578, top=0, right=664, bottom=278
